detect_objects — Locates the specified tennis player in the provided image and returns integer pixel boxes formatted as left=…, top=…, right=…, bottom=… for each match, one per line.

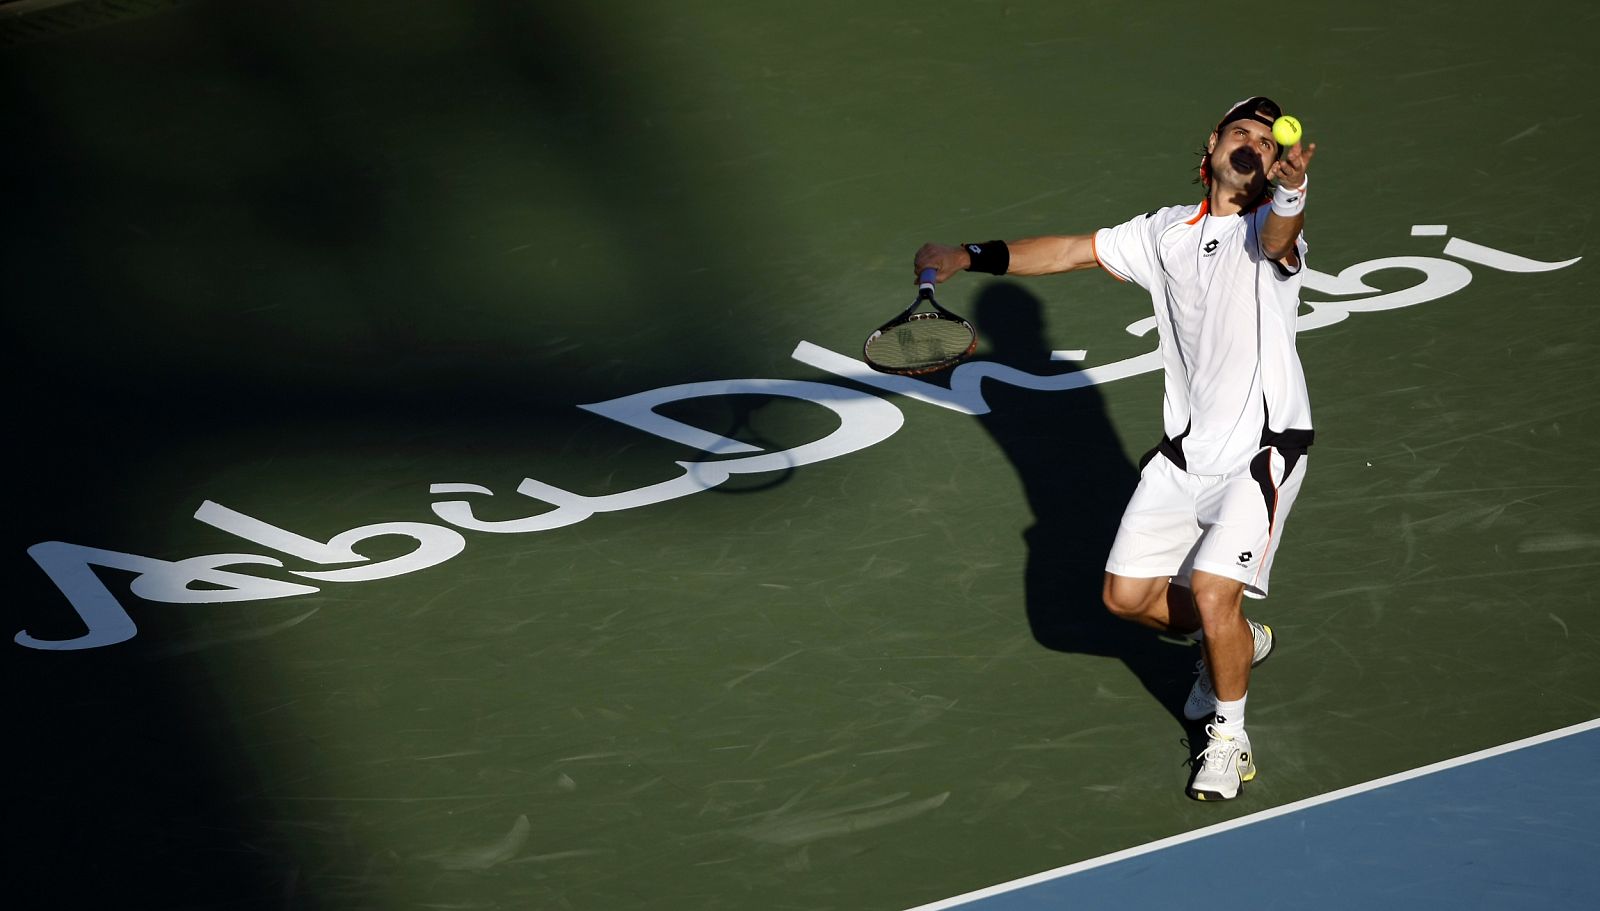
left=914, top=96, right=1316, bottom=800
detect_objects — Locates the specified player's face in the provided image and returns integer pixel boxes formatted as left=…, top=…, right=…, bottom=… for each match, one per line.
left=1207, top=119, right=1280, bottom=188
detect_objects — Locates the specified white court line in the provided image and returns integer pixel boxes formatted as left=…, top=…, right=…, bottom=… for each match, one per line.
left=904, top=716, right=1600, bottom=911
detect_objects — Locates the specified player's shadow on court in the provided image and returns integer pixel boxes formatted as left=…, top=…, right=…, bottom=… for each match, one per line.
left=970, top=282, right=1196, bottom=728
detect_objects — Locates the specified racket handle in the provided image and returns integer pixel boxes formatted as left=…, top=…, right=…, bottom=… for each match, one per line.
left=918, top=267, right=937, bottom=289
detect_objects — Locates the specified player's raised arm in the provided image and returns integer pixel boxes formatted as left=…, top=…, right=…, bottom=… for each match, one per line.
left=913, top=235, right=1100, bottom=283
left=1261, top=139, right=1316, bottom=265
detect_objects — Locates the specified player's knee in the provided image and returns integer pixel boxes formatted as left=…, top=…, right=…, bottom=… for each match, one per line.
left=1191, top=584, right=1244, bottom=624
left=1101, top=588, right=1134, bottom=619
left=1102, top=576, right=1153, bottom=620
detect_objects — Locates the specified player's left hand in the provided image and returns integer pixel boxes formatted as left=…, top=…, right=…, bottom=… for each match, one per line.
left=1268, top=141, right=1316, bottom=189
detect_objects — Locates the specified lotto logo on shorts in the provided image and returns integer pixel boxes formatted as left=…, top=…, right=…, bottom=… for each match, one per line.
left=1237, top=550, right=1254, bottom=566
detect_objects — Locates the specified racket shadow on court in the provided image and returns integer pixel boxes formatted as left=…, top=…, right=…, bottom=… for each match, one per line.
left=970, top=281, right=1197, bottom=729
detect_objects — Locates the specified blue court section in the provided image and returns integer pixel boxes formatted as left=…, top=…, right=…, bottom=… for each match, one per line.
left=931, top=723, right=1600, bottom=910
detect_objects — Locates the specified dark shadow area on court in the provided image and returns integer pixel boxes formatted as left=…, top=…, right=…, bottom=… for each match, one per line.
left=8, top=647, right=329, bottom=911
left=3, top=2, right=788, bottom=908
left=969, top=282, right=1196, bottom=730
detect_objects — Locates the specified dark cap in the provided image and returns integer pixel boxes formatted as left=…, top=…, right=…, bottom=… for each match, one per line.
left=1215, top=95, right=1283, bottom=136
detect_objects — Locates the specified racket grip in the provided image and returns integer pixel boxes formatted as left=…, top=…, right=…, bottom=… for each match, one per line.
left=918, top=267, right=937, bottom=288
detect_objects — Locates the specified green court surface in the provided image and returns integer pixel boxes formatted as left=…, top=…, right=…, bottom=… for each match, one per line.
left=8, top=1, right=1599, bottom=908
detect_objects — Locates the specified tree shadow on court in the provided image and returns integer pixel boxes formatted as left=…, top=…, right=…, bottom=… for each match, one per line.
left=968, top=281, right=1198, bottom=730
left=2, top=3, right=794, bottom=909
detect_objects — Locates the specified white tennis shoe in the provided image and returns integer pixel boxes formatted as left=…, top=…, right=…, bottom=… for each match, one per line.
left=1182, top=620, right=1274, bottom=721
left=1186, top=724, right=1255, bottom=801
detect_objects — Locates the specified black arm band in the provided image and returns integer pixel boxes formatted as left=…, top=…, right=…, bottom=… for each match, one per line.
left=963, top=240, right=1010, bottom=275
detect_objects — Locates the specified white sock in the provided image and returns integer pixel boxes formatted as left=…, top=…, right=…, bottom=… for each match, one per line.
left=1213, top=694, right=1247, bottom=738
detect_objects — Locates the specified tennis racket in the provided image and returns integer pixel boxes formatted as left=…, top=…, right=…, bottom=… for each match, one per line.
left=863, top=268, right=978, bottom=375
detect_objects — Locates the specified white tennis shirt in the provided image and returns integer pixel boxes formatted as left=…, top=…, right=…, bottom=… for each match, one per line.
left=1094, top=200, right=1313, bottom=475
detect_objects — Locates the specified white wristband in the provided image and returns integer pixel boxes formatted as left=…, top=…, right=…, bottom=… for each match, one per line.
left=1271, top=176, right=1307, bottom=217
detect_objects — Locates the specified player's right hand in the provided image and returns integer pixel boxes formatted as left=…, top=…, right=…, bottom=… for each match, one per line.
left=914, top=243, right=970, bottom=283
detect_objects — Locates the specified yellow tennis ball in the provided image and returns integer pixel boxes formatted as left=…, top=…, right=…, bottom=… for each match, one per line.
left=1272, top=115, right=1303, bottom=147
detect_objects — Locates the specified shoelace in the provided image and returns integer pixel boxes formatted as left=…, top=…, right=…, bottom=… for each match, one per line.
left=1198, top=724, right=1241, bottom=772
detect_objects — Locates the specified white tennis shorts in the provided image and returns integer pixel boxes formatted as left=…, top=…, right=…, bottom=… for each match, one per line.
left=1104, top=447, right=1308, bottom=598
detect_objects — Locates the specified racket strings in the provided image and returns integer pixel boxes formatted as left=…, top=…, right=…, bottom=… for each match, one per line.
left=865, top=315, right=975, bottom=372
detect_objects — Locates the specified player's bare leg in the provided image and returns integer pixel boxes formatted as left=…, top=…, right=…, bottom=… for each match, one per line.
left=1101, top=572, right=1201, bottom=635
left=1186, top=570, right=1257, bottom=800
left=1189, top=571, right=1251, bottom=700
